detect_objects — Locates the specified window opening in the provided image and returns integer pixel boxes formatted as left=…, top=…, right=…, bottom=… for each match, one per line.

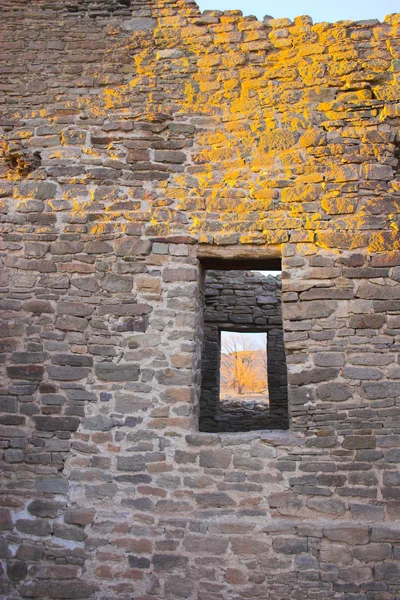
left=220, top=330, right=269, bottom=417
left=199, top=264, right=288, bottom=433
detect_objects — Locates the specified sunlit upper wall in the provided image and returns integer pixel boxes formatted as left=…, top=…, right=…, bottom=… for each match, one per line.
left=196, top=0, right=400, bottom=24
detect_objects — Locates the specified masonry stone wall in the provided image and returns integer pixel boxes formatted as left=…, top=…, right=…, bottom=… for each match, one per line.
left=1, top=1, right=400, bottom=598
left=200, top=270, right=288, bottom=432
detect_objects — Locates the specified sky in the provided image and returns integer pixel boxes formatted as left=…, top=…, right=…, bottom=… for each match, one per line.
left=196, top=0, right=399, bottom=23
left=221, top=331, right=266, bottom=353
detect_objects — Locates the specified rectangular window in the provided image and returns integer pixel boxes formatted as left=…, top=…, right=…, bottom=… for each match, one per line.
left=199, top=262, right=288, bottom=433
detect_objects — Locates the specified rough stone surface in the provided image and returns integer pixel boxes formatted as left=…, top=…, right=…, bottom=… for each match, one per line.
left=0, top=2, right=400, bottom=599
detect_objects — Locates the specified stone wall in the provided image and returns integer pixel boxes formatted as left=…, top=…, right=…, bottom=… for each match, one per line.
left=200, top=270, right=288, bottom=432
left=1, top=1, right=400, bottom=598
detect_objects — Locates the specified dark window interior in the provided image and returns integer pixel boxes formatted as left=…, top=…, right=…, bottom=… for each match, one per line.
left=199, top=260, right=289, bottom=433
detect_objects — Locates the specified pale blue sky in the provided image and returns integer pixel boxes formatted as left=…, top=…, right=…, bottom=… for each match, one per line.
left=196, top=0, right=399, bottom=23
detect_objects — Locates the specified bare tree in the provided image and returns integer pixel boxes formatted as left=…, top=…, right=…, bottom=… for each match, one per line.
left=220, top=333, right=267, bottom=396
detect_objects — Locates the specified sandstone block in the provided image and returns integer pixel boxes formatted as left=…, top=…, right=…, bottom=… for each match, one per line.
left=114, top=237, right=152, bottom=256
left=289, top=368, right=339, bottom=386
left=199, top=449, right=231, bottom=469
left=64, top=509, right=95, bottom=526
left=19, top=181, right=56, bottom=200
left=374, top=562, right=400, bottom=581
left=20, top=581, right=95, bottom=599
left=342, top=436, right=376, bottom=450
left=231, top=537, right=270, bottom=555
left=16, top=544, right=44, bottom=561
left=16, top=519, right=51, bottom=537
left=55, top=316, right=88, bottom=332
left=128, top=555, right=151, bottom=569
left=162, top=267, right=197, bottom=283
left=0, top=509, right=13, bottom=531
left=53, top=523, right=86, bottom=542
left=363, top=382, right=400, bottom=399
left=183, top=534, right=228, bottom=554
left=28, top=500, right=65, bottom=518
left=52, top=354, right=93, bottom=367
left=102, top=274, right=133, bottom=292
left=370, top=526, right=400, bottom=542
left=314, top=352, right=345, bottom=367
left=23, top=300, right=54, bottom=314
left=317, top=382, right=352, bottom=402
left=7, top=365, right=44, bottom=380
left=195, top=493, right=235, bottom=508
left=353, top=543, right=391, bottom=562
left=34, top=416, right=80, bottom=432
left=117, top=456, right=145, bottom=472
left=152, top=554, right=188, bottom=570
left=272, top=537, right=308, bottom=555
left=7, top=561, right=28, bottom=581
left=50, top=242, right=84, bottom=255
left=57, top=301, right=94, bottom=317
left=324, top=525, right=369, bottom=545
left=36, top=476, right=68, bottom=494
left=46, top=366, right=90, bottom=381
left=95, top=362, right=139, bottom=381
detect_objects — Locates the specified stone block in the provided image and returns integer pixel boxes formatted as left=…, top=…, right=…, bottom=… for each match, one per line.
left=349, top=504, right=385, bottom=521
left=285, top=300, right=337, bottom=321
left=53, top=523, right=86, bottom=542
left=122, top=17, right=156, bottom=31
left=183, top=534, right=229, bottom=554
left=114, top=237, right=152, bottom=256
left=128, top=555, right=151, bottom=569
left=16, top=519, right=51, bottom=537
left=317, top=382, right=352, bottom=402
left=353, top=543, right=391, bottom=562
left=117, top=456, right=145, bottom=472
left=370, top=526, right=400, bottom=542
left=64, top=509, right=95, bottom=526
left=56, top=301, right=94, bottom=317
left=152, top=553, right=189, bottom=570
left=55, top=316, right=88, bottom=332
left=16, top=544, right=44, bottom=561
left=314, top=352, right=345, bottom=367
left=363, top=382, right=400, bottom=399
left=199, top=449, right=232, bottom=469
left=374, top=562, right=400, bottom=581
left=231, top=537, right=270, bottom=555
left=28, top=500, right=65, bottom=518
left=323, top=525, right=369, bottom=545
left=52, top=354, right=93, bottom=367
left=95, top=362, right=139, bottom=381
left=102, top=274, right=133, bottom=292
left=342, top=367, right=383, bottom=380
left=51, top=242, right=84, bottom=255
left=19, top=581, right=95, bottom=599
left=162, top=267, right=197, bottom=283
left=34, top=416, right=80, bottom=431
left=0, top=509, right=13, bottom=531
left=85, top=240, right=113, bottom=254
left=272, top=537, right=308, bottom=555
left=164, top=575, right=194, bottom=598
left=46, top=366, right=90, bottom=381
left=36, top=476, right=68, bottom=494
left=289, top=367, right=339, bottom=386
left=7, top=561, right=28, bottom=581
left=7, top=365, right=44, bottom=380
left=19, top=181, right=56, bottom=200
left=23, top=300, right=54, bottom=314
left=343, top=436, right=376, bottom=450
left=195, top=493, right=235, bottom=508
